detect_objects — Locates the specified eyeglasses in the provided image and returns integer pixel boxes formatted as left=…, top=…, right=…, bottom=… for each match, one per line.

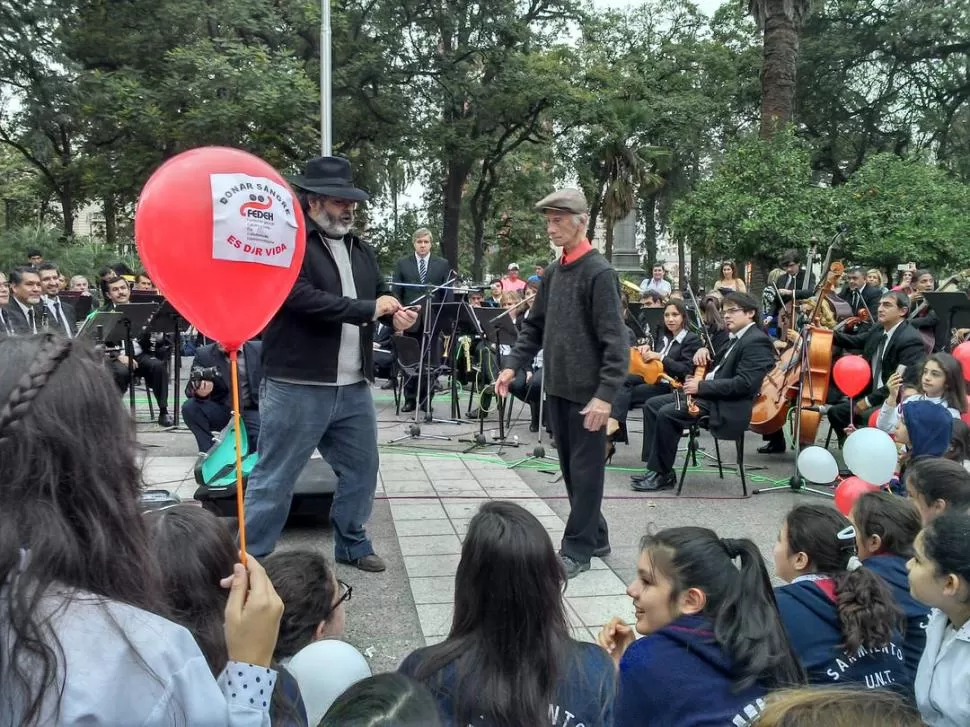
left=722, top=306, right=743, bottom=315
left=328, top=579, right=352, bottom=615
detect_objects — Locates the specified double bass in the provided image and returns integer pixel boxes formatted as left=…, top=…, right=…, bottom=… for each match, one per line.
left=750, top=261, right=844, bottom=445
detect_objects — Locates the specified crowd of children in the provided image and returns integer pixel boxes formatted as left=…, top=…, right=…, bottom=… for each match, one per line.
left=2, top=332, right=969, bottom=726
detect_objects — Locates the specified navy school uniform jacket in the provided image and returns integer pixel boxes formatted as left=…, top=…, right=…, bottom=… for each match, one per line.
left=775, top=579, right=909, bottom=692
left=399, top=639, right=615, bottom=727
left=616, top=614, right=768, bottom=727
left=864, top=554, right=932, bottom=684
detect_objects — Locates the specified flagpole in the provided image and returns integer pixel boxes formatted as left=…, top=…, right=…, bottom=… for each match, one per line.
left=321, top=0, right=332, bottom=155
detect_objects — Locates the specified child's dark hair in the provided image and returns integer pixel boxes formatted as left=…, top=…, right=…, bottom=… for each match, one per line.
left=921, top=353, right=967, bottom=412
left=921, top=512, right=970, bottom=602
left=263, top=550, right=338, bottom=660
left=319, top=673, right=442, bottom=727
left=642, top=527, right=805, bottom=691
left=946, top=419, right=970, bottom=463
left=905, top=457, right=970, bottom=513
left=851, top=492, right=921, bottom=559
left=784, top=505, right=902, bottom=652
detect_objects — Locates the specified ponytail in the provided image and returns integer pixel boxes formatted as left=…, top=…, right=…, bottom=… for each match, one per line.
left=643, top=528, right=805, bottom=692
left=784, top=505, right=902, bottom=653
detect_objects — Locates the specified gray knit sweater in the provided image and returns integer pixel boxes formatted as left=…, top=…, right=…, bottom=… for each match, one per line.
left=505, top=251, right=628, bottom=404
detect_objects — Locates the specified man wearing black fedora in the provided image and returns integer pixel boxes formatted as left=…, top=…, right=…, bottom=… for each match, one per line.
left=243, top=156, right=418, bottom=572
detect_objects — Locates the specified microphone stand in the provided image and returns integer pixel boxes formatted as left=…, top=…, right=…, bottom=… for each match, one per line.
left=507, top=357, right=558, bottom=471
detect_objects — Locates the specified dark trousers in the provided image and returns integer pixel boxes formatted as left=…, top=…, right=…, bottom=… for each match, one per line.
left=613, top=378, right=672, bottom=443
left=403, top=331, right=442, bottom=402
left=373, top=349, right=393, bottom=380
left=181, top=397, right=261, bottom=452
left=547, top=395, right=609, bottom=563
left=108, top=355, right=169, bottom=410
left=827, top=400, right=877, bottom=441
left=642, top=393, right=709, bottom=473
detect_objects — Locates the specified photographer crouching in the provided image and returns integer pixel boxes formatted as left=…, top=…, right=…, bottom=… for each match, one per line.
left=181, top=340, right=262, bottom=455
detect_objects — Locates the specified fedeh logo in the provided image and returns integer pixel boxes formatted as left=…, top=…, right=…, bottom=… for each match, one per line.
left=239, top=194, right=274, bottom=221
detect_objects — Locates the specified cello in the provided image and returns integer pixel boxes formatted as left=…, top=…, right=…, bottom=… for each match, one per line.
left=750, top=261, right=844, bottom=445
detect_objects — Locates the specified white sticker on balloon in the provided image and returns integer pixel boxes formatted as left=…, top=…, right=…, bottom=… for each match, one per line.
left=211, top=173, right=299, bottom=268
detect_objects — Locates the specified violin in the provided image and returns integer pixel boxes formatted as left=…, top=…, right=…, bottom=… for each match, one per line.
left=628, top=348, right=681, bottom=388
left=835, top=307, right=869, bottom=333
left=687, top=365, right=706, bottom=415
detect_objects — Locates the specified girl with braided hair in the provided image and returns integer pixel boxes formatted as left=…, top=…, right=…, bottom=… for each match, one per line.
left=0, top=333, right=284, bottom=726
left=598, top=526, right=804, bottom=726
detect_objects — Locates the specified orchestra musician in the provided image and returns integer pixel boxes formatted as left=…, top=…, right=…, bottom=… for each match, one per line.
left=607, top=298, right=701, bottom=460
left=631, top=292, right=775, bottom=492
left=907, top=269, right=942, bottom=352
left=3, top=267, right=44, bottom=335
left=825, top=291, right=926, bottom=446
left=841, top=266, right=882, bottom=321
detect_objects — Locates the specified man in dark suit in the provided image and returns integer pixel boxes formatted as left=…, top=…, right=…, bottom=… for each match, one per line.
left=392, top=227, right=450, bottom=411
left=907, top=268, right=942, bottom=353
left=37, top=262, right=76, bottom=338
left=826, top=290, right=926, bottom=444
left=392, top=227, right=450, bottom=305
left=181, top=340, right=263, bottom=453
left=767, top=250, right=816, bottom=331
left=4, top=266, right=44, bottom=335
left=632, top=291, right=776, bottom=491
left=840, top=266, right=883, bottom=321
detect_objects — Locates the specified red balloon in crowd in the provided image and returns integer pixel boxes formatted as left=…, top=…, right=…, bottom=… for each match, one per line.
left=832, top=355, right=871, bottom=398
left=953, top=342, right=970, bottom=381
left=834, top=476, right=880, bottom=516
left=135, top=147, right=306, bottom=351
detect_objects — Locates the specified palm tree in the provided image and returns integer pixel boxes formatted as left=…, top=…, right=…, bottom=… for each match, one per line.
left=747, top=0, right=814, bottom=138
left=594, top=141, right=666, bottom=261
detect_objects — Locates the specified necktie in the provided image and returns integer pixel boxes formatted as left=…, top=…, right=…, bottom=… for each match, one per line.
left=54, top=300, right=71, bottom=338
left=27, top=308, right=35, bottom=334
left=419, top=257, right=427, bottom=284
left=871, top=333, right=888, bottom=389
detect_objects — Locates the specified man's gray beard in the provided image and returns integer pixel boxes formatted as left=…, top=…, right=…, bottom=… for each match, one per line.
left=311, top=209, right=354, bottom=238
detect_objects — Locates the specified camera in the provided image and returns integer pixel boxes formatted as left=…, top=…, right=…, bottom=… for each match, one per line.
left=189, top=366, right=219, bottom=387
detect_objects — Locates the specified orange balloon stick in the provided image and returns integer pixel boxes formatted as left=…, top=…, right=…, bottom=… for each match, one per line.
left=229, top=350, right=248, bottom=566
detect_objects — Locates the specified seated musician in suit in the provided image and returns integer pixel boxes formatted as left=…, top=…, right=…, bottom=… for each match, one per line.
left=372, top=319, right=395, bottom=384
left=907, top=268, right=942, bottom=352
left=37, top=262, right=76, bottom=338
left=508, top=290, right=545, bottom=432
left=4, top=266, right=45, bottom=335
left=631, top=292, right=775, bottom=492
left=181, top=340, right=262, bottom=454
left=392, top=228, right=450, bottom=412
left=466, top=291, right=524, bottom=419
left=101, top=276, right=174, bottom=426
left=826, top=291, right=926, bottom=446
left=606, top=299, right=700, bottom=456
left=840, top=266, right=882, bottom=324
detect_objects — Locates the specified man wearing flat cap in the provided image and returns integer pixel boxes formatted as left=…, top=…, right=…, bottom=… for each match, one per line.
left=243, top=156, right=418, bottom=571
left=497, top=187, right=628, bottom=578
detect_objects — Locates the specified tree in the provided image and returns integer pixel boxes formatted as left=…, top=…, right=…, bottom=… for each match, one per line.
left=747, top=0, right=813, bottom=137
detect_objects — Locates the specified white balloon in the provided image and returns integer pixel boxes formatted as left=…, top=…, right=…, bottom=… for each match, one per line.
left=797, top=445, right=839, bottom=484
left=843, top=427, right=898, bottom=485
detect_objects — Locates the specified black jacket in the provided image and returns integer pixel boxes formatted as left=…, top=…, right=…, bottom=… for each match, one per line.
left=43, top=297, right=76, bottom=338
left=696, top=324, right=776, bottom=440
left=654, top=331, right=702, bottom=383
left=392, top=254, right=450, bottom=305
left=261, top=223, right=393, bottom=383
left=185, top=341, right=263, bottom=409
left=770, top=270, right=817, bottom=312
left=3, top=300, right=43, bottom=335
left=840, top=283, right=883, bottom=317
left=834, top=321, right=926, bottom=407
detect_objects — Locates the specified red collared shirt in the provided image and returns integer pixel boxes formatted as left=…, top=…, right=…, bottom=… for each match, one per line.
left=561, top=238, right=593, bottom=265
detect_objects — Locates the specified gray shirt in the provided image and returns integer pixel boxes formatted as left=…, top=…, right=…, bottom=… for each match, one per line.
left=325, top=236, right=364, bottom=386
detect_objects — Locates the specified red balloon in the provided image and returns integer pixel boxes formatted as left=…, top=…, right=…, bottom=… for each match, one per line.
left=867, top=409, right=879, bottom=429
left=834, top=476, right=879, bottom=516
left=953, top=342, right=970, bottom=381
left=135, top=147, right=306, bottom=351
left=833, top=355, right=871, bottom=398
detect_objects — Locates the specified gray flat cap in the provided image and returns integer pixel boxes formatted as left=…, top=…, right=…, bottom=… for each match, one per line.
left=535, top=188, right=588, bottom=215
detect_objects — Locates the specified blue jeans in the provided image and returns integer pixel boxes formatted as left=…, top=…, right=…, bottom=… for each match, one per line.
left=243, top=379, right=379, bottom=559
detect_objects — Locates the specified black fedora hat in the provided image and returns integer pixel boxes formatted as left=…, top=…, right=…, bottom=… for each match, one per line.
left=289, top=156, right=370, bottom=202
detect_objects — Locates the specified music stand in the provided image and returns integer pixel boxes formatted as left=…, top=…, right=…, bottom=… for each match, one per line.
left=58, top=291, right=93, bottom=323
left=924, top=292, right=970, bottom=351
left=101, top=303, right=157, bottom=417
left=459, top=306, right=520, bottom=451
left=146, top=300, right=190, bottom=429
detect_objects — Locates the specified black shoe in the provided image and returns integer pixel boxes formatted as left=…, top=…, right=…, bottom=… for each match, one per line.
left=157, top=411, right=174, bottom=427
left=336, top=554, right=386, bottom=572
left=632, top=470, right=676, bottom=492
left=559, top=554, right=591, bottom=579
left=592, top=544, right=612, bottom=558
left=630, top=472, right=648, bottom=485
left=529, top=422, right=540, bottom=433
left=401, top=400, right=416, bottom=413
left=757, top=443, right=786, bottom=454
left=605, top=442, right=616, bottom=465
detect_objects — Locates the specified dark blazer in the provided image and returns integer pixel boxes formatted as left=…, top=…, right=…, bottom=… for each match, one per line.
left=834, top=321, right=926, bottom=407
left=776, top=269, right=817, bottom=304
left=43, top=298, right=76, bottom=337
left=185, top=341, right=263, bottom=408
left=695, top=324, right=776, bottom=440
left=840, top=283, right=883, bottom=317
left=3, top=300, right=43, bottom=335
left=654, top=331, right=702, bottom=383
left=392, top=254, right=450, bottom=305
left=908, top=302, right=943, bottom=352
